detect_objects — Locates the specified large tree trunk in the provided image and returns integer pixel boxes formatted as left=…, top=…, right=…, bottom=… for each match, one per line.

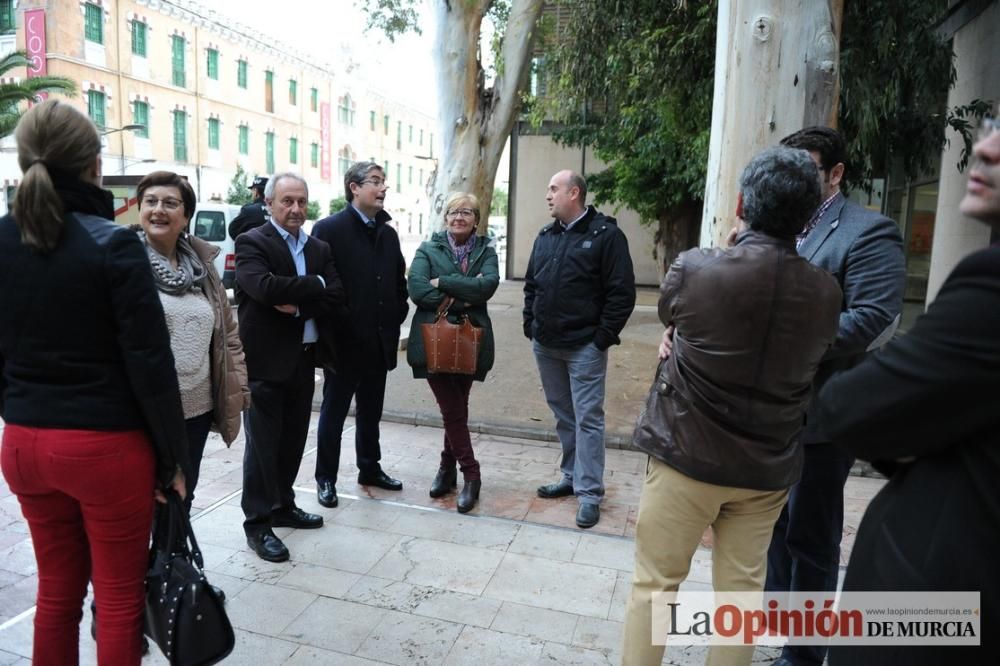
left=700, top=0, right=842, bottom=249
left=655, top=200, right=703, bottom=280
left=428, top=0, right=544, bottom=234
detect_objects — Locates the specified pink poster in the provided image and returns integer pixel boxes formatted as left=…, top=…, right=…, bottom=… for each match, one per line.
left=25, top=9, right=48, bottom=102
left=320, top=101, right=331, bottom=181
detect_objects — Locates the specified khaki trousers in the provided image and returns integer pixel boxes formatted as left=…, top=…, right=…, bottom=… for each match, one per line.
left=621, top=457, right=788, bottom=666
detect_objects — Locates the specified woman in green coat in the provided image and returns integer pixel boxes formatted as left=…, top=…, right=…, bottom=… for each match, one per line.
left=407, top=192, right=500, bottom=513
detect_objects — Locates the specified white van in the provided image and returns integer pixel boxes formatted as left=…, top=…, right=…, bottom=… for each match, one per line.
left=189, top=203, right=241, bottom=288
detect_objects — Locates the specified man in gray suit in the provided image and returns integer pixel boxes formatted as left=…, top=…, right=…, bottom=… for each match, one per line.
left=766, top=126, right=906, bottom=666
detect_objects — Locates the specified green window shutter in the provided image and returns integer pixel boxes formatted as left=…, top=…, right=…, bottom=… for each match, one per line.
left=420, top=129, right=424, bottom=146
left=370, top=111, right=376, bottom=131
left=289, top=137, right=298, bottom=164
left=289, top=79, right=297, bottom=105
left=131, top=21, right=147, bottom=56
left=0, top=1, right=15, bottom=34
left=173, top=111, right=187, bottom=162
left=238, top=125, right=249, bottom=155
left=310, top=88, right=318, bottom=112
left=132, top=101, right=149, bottom=138
left=396, top=164, right=401, bottom=190
left=237, top=60, right=248, bottom=88
left=208, top=118, right=220, bottom=150
left=171, top=36, right=185, bottom=87
left=87, top=90, right=105, bottom=129
left=408, top=166, right=413, bottom=185
left=408, top=125, right=413, bottom=142
left=84, top=3, right=103, bottom=44
left=265, top=132, right=274, bottom=174
left=265, top=71, right=274, bottom=113
left=396, top=121, right=402, bottom=150
left=207, top=49, right=219, bottom=80
left=310, top=143, right=319, bottom=168
left=383, top=115, right=389, bottom=135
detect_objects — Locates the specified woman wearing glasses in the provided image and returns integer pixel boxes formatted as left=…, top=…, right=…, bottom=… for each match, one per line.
left=136, top=171, right=250, bottom=518
left=407, top=192, right=500, bottom=513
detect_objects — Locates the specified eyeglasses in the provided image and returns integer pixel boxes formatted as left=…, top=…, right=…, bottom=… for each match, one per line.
left=360, top=178, right=388, bottom=188
left=979, top=116, right=999, bottom=141
left=446, top=208, right=476, bottom=219
left=141, top=196, right=183, bottom=212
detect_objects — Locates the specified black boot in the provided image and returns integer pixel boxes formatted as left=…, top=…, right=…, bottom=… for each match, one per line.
left=429, top=467, right=457, bottom=498
left=457, top=479, right=481, bottom=514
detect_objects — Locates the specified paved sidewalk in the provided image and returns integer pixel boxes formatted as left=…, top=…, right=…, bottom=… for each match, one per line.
left=0, top=417, right=885, bottom=665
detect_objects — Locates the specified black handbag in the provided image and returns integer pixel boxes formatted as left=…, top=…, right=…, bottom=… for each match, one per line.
left=144, top=492, right=235, bottom=665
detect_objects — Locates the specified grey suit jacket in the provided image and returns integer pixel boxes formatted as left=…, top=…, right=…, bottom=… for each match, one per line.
left=799, top=193, right=905, bottom=443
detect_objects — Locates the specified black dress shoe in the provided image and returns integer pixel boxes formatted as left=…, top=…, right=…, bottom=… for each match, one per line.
left=537, top=479, right=574, bottom=498
left=247, top=530, right=290, bottom=562
left=429, top=467, right=458, bottom=498
left=358, top=469, right=403, bottom=491
left=457, top=479, right=481, bottom=514
left=271, top=507, right=324, bottom=529
left=317, top=480, right=339, bottom=508
left=576, top=503, right=600, bottom=529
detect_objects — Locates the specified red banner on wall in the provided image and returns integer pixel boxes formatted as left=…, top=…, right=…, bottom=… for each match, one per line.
left=24, top=9, right=48, bottom=102
left=320, top=101, right=331, bottom=182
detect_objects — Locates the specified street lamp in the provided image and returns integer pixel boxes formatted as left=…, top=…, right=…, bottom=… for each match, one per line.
left=100, top=124, right=147, bottom=175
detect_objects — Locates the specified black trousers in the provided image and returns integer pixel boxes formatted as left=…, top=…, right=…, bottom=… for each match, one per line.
left=766, top=441, right=856, bottom=665
left=241, top=346, right=316, bottom=534
left=314, top=366, right=387, bottom=485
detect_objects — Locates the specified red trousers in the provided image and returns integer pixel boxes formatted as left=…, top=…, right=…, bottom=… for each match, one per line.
left=1, top=425, right=155, bottom=665
left=426, top=374, right=480, bottom=481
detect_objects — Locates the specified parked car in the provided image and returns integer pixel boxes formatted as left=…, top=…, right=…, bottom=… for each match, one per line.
left=189, top=202, right=242, bottom=289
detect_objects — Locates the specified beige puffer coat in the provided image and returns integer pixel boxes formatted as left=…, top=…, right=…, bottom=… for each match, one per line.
left=191, top=236, right=250, bottom=444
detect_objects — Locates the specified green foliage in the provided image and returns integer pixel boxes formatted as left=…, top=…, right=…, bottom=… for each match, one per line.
left=306, top=200, right=320, bottom=220
left=329, top=196, right=348, bottom=215
left=359, top=0, right=422, bottom=42
left=541, top=0, right=715, bottom=224
left=0, top=51, right=77, bottom=138
left=490, top=187, right=508, bottom=216
left=226, top=164, right=252, bottom=206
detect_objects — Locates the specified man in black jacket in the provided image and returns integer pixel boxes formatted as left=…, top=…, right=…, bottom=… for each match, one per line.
left=229, top=175, right=268, bottom=239
left=235, top=172, right=344, bottom=562
left=311, top=161, right=408, bottom=509
left=524, top=170, right=636, bottom=529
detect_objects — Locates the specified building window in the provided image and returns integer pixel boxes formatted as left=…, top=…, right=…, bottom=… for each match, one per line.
left=84, top=3, right=103, bottom=44
left=419, top=168, right=423, bottom=185
left=237, top=59, right=248, bottom=89
left=265, top=131, right=275, bottom=174
left=265, top=70, right=274, bottom=113
left=130, top=21, right=147, bottom=57
left=383, top=114, right=389, bottom=135
left=408, top=165, right=413, bottom=185
left=396, top=121, right=402, bottom=150
left=384, top=160, right=390, bottom=180
left=408, top=125, right=413, bottom=143
left=310, top=142, right=319, bottom=168
left=369, top=111, right=376, bottom=131
left=429, top=133, right=434, bottom=158
left=338, top=146, right=353, bottom=176
left=310, top=87, right=318, bottom=112
left=289, top=79, right=297, bottom=106
left=132, top=101, right=149, bottom=138
left=173, top=110, right=187, bottom=162
left=206, top=48, right=219, bottom=80
left=396, top=164, right=402, bottom=191
left=289, top=137, right=298, bottom=164
left=208, top=117, right=220, bottom=150
left=171, top=36, right=185, bottom=87
left=420, top=128, right=424, bottom=146
left=86, top=90, right=105, bottom=129
left=238, top=124, right=249, bottom=155
left=0, top=0, right=14, bottom=34
left=338, top=94, right=355, bottom=126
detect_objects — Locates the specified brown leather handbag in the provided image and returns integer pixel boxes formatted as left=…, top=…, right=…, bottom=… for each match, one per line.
left=420, top=296, right=483, bottom=375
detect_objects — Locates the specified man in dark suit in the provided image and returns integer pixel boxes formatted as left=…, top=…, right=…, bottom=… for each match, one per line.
left=766, top=127, right=907, bottom=666
left=229, top=175, right=268, bottom=239
left=822, top=115, right=1000, bottom=666
left=235, top=172, right=344, bottom=562
left=311, top=161, right=408, bottom=509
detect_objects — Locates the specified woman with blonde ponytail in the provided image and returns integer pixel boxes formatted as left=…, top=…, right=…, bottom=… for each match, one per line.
left=0, top=100, right=189, bottom=665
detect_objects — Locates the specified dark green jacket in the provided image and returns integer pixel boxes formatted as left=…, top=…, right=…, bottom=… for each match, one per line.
left=407, top=231, right=500, bottom=381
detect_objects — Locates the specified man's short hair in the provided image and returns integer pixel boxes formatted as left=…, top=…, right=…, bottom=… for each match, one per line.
left=740, top=146, right=821, bottom=238
left=344, top=161, right=382, bottom=202
left=567, top=172, right=588, bottom=202
left=263, top=172, right=308, bottom=215
left=780, top=126, right=847, bottom=172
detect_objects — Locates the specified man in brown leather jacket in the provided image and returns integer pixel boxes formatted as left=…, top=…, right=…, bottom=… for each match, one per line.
left=621, top=146, right=842, bottom=665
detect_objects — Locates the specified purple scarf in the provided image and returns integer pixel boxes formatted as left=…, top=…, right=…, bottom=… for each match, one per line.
left=447, top=232, right=477, bottom=273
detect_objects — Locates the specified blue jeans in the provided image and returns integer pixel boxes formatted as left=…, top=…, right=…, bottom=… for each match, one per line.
left=533, top=340, right=608, bottom=504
